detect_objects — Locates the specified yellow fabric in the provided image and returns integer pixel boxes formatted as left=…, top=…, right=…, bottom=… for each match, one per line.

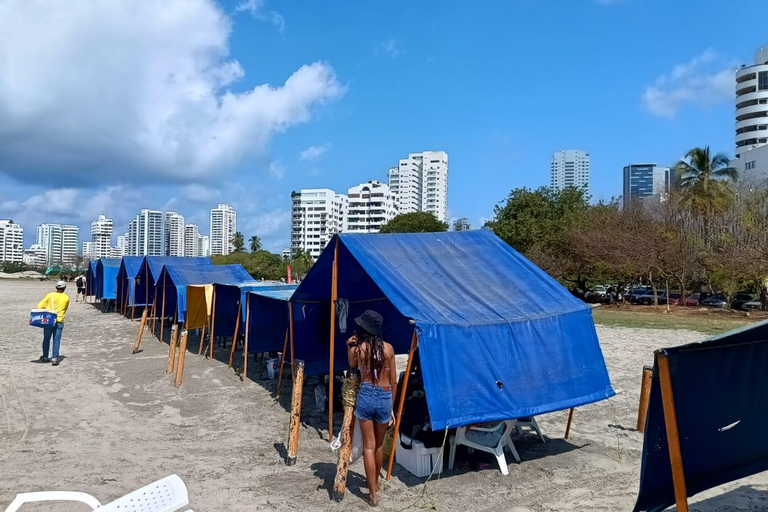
left=186, top=284, right=213, bottom=330
left=38, top=291, right=70, bottom=323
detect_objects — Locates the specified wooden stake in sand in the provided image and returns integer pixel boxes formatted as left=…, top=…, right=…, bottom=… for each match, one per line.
left=174, top=329, right=189, bottom=387
left=328, top=238, right=340, bottom=441
left=636, top=365, right=654, bottom=433
left=160, top=273, right=167, bottom=344
left=332, top=371, right=361, bottom=502
left=286, top=359, right=305, bottom=466
left=243, top=294, right=251, bottom=381
left=564, top=408, right=575, bottom=440
left=657, top=351, right=689, bottom=512
left=166, top=323, right=179, bottom=374
left=149, top=297, right=157, bottom=334
left=228, top=306, right=242, bottom=369
left=209, top=287, right=217, bottom=360
left=133, top=309, right=149, bottom=354
left=386, top=329, right=418, bottom=481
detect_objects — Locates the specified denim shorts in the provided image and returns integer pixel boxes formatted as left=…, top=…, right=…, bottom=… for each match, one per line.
left=355, top=383, right=392, bottom=424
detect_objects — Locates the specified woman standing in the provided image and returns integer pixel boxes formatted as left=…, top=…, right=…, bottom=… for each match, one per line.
left=346, top=310, right=396, bottom=507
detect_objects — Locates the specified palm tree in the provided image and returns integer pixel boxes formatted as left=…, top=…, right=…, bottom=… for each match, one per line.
left=249, top=235, right=262, bottom=253
left=233, top=231, right=245, bottom=253
left=674, top=146, right=737, bottom=241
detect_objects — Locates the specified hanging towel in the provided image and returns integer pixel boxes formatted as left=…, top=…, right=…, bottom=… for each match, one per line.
left=336, top=298, right=349, bottom=333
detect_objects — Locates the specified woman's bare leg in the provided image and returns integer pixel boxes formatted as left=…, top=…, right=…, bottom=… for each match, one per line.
left=359, top=418, right=379, bottom=505
left=374, top=421, right=389, bottom=485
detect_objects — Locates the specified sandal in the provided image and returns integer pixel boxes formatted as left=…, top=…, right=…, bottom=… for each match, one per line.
left=51, top=359, right=60, bottom=366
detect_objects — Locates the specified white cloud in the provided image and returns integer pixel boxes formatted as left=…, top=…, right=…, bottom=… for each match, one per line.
left=180, top=184, right=221, bottom=204
left=234, top=0, right=285, bottom=33
left=268, top=161, right=285, bottom=180
left=375, top=38, right=401, bottom=59
left=299, top=144, right=330, bottom=161
left=0, top=0, right=344, bottom=187
left=642, top=50, right=736, bottom=117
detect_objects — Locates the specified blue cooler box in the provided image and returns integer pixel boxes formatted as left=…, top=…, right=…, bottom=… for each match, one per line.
left=29, top=309, right=57, bottom=328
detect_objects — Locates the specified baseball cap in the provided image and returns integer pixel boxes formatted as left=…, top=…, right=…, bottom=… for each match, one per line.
left=55, top=281, right=67, bottom=289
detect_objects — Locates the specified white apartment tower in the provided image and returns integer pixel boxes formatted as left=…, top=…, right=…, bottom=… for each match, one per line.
left=210, top=204, right=236, bottom=256
left=550, top=150, right=590, bottom=192
left=91, top=214, right=113, bottom=259
left=61, top=225, right=79, bottom=266
left=36, top=223, right=78, bottom=266
left=116, top=235, right=128, bottom=256
left=388, top=151, right=448, bottom=223
left=736, top=44, right=768, bottom=158
left=23, top=244, right=46, bottom=266
left=164, top=212, right=185, bottom=257
left=128, top=209, right=164, bottom=256
left=82, top=241, right=94, bottom=259
left=346, top=180, right=397, bottom=233
left=0, top=220, right=24, bottom=263
left=199, top=235, right=210, bottom=257
left=291, top=189, right=348, bottom=260
left=184, top=224, right=200, bottom=257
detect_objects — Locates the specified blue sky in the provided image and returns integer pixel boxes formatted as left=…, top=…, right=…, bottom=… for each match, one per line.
left=0, top=0, right=766, bottom=251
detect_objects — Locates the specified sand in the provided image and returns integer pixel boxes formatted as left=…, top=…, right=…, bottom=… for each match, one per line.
left=1, top=280, right=767, bottom=511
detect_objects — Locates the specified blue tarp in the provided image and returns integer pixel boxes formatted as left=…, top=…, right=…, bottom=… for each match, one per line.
left=135, top=256, right=212, bottom=308
left=634, top=320, right=768, bottom=512
left=116, top=256, right=145, bottom=307
left=157, top=265, right=254, bottom=323
left=86, top=260, right=97, bottom=297
left=211, top=283, right=296, bottom=338
left=96, top=258, right=121, bottom=300
left=291, top=230, right=615, bottom=430
left=245, top=286, right=298, bottom=353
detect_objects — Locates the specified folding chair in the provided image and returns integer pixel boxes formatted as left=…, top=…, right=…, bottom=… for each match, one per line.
left=448, top=420, right=520, bottom=476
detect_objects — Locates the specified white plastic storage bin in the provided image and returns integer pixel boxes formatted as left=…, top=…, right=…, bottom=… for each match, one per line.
left=396, top=434, right=444, bottom=477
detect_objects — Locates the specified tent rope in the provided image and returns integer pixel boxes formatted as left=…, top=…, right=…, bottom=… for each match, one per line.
left=396, top=425, right=449, bottom=511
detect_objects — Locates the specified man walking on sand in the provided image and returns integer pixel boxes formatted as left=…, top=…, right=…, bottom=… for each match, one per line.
left=75, top=274, right=86, bottom=302
left=38, top=281, right=70, bottom=366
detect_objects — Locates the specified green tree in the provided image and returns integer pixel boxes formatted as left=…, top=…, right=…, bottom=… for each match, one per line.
left=379, top=212, right=448, bottom=233
left=249, top=235, right=262, bottom=253
left=233, top=231, right=245, bottom=253
left=289, top=248, right=314, bottom=278
left=211, top=251, right=287, bottom=280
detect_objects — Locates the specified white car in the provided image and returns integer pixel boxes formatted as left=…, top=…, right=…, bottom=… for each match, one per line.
left=593, top=285, right=607, bottom=297
left=744, top=299, right=763, bottom=311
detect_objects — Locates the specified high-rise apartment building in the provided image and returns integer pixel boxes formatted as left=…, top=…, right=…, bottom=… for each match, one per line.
left=61, top=225, right=79, bottom=266
left=164, top=212, right=185, bottom=257
left=550, top=150, right=590, bottom=192
left=90, top=214, right=113, bottom=259
left=291, top=189, right=348, bottom=260
left=0, top=220, right=24, bottom=263
left=198, top=235, right=210, bottom=257
left=453, top=218, right=471, bottom=231
left=116, top=234, right=128, bottom=256
left=736, top=44, right=768, bottom=158
left=184, top=224, right=200, bottom=257
left=346, top=180, right=397, bottom=233
left=23, top=244, right=46, bottom=266
left=388, top=151, right=448, bottom=223
left=210, top=204, right=236, bottom=256
left=622, top=164, right=671, bottom=209
left=36, top=223, right=78, bottom=266
left=127, top=209, right=164, bottom=256
left=82, top=241, right=94, bottom=259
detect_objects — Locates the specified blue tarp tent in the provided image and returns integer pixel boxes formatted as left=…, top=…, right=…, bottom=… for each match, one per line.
left=96, top=258, right=121, bottom=300
left=86, top=260, right=97, bottom=298
left=156, top=264, right=254, bottom=323
left=116, top=256, right=146, bottom=310
left=210, top=282, right=296, bottom=338
left=244, top=286, right=299, bottom=354
left=634, top=320, right=768, bottom=512
left=291, top=230, right=615, bottom=430
left=135, top=256, right=212, bottom=308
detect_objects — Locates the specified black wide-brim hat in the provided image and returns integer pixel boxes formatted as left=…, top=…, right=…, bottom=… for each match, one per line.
left=355, top=310, right=383, bottom=338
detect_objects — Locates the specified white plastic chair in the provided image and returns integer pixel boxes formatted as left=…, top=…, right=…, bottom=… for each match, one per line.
left=448, top=420, right=520, bottom=476
left=515, top=416, right=546, bottom=443
left=4, top=474, right=193, bottom=512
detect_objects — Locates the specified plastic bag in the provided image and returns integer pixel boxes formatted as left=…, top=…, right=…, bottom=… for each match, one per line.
left=330, top=420, right=364, bottom=464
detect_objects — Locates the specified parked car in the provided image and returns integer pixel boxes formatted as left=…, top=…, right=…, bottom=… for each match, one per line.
left=744, top=298, right=764, bottom=311
left=632, top=290, right=666, bottom=305
left=685, top=293, right=702, bottom=307
left=592, top=285, right=607, bottom=297
left=666, top=292, right=683, bottom=306
left=701, top=293, right=727, bottom=308
left=730, top=293, right=755, bottom=311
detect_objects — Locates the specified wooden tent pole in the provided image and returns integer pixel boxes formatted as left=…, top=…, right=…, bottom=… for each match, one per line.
left=565, top=408, right=575, bottom=440
left=637, top=365, right=654, bottom=433
left=174, top=328, right=189, bottom=387
left=243, top=294, right=251, bottom=381
left=166, top=322, right=179, bottom=374
left=205, top=286, right=216, bottom=359
left=160, top=273, right=167, bottom=343
left=131, top=280, right=136, bottom=320
left=275, top=329, right=289, bottom=398
left=209, top=287, right=217, bottom=359
left=149, top=296, right=157, bottom=333
left=328, top=238, right=339, bottom=441
left=286, top=359, right=305, bottom=466
left=332, top=372, right=361, bottom=502
left=289, top=303, right=295, bottom=380
left=133, top=309, right=149, bottom=354
left=657, top=352, right=689, bottom=512
left=228, top=306, right=241, bottom=369
left=386, top=330, right=419, bottom=481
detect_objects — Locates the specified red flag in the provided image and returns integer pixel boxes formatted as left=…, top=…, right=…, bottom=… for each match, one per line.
left=287, top=265, right=292, bottom=284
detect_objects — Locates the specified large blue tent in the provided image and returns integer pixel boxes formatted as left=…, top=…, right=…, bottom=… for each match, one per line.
left=210, top=282, right=296, bottom=338
left=291, top=230, right=615, bottom=430
left=134, top=256, right=212, bottom=308
left=244, top=285, right=299, bottom=354
left=156, top=264, right=254, bottom=323
left=116, top=256, right=146, bottom=310
left=95, top=258, right=121, bottom=300
left=85, top=260, right=98, bottom=298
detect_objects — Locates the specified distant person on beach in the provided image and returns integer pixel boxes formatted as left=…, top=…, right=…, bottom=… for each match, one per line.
left=346, top=310, right=396, bottom=507
left=37, top=281, right=70, bottom=366
left=75, top=274, right=86, bottom=302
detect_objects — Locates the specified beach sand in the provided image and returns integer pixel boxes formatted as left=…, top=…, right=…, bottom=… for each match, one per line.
left=1, top=280, right=767, bottom=511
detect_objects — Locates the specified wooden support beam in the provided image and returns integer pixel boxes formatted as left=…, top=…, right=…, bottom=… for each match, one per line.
left=228, top=306, right=242, bottom=369
left=328, top=238, right=339, bottom=441
left=637, top=365, right=654, bottom=433
left=209, top=287, right=217, bottom=360
left=174, top=329, right=189, bottom=387
left=286, top=359, right=305, bottom=466
left=166, top=323, right=179, bottom=375
left=564, top=408, right=575, bottom=440
left=386, top=330, right=418, bottom=481
left=275, top=329, right=289, bottom=399
left=243, top=294, right=251, bottom=381
left=131, top=281, right=136, bottom=321
left=160, top=274, right=167, bottom=344
left=657, top=352, right=689, bottom=512
left=133, top=309, right=149, bottom=354
left=332, top=372, right=361, bottom=501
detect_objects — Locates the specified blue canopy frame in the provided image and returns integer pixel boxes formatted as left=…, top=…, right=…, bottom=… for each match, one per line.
left=116, top=256, right=145, bottom=312
left=244, top=286, right=298, bottom=354
left=211, top=282, right=296, bottom=338
left=134, top=256, right=212, bottom=310
left=96, top=258, right=121, bottom=301
left=291, top=230, right=615, bottom=431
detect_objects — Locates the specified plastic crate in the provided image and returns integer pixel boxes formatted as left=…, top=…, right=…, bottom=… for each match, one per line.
left=29, top=309, right=57, bottom=328
left=396, top=434, right=444, bottom=478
